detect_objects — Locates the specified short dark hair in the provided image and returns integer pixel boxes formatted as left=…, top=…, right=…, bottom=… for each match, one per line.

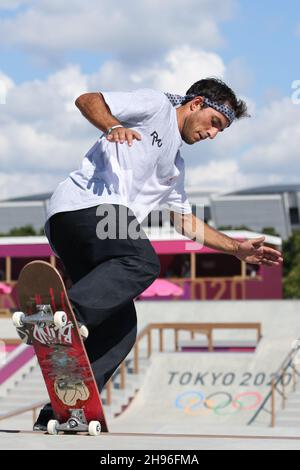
left=184, top=77, right=249, bottom=120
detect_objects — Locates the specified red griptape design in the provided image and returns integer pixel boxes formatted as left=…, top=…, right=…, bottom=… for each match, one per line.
left=49, top=287, right=57, bottom=312
left=61, top=291, right=67, bottom=313
left=35, top=294, right=42, bottom=305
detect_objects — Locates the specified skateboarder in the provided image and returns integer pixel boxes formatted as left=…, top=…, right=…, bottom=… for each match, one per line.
left=18, top=78, right=283, bottom=430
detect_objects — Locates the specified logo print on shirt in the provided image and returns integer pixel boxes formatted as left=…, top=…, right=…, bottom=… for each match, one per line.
left=151, top=131, right=163, bottom=148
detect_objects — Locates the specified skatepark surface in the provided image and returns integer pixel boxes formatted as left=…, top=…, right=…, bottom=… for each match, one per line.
left=1, top=428, right=300, bottom=450
left=1, top=300, right=300, bottom=450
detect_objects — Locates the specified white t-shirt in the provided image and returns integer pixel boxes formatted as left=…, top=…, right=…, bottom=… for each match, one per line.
left=46, top=88, right=192, bottom=226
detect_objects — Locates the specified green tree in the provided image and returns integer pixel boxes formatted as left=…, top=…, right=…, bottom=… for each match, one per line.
left=218, top=225, right=252, bottom=231
left=261, top=227, right=281, bottom=237
left=0, top=225, right=38, bottom=237
left=283, top=231, right=300, bottom=298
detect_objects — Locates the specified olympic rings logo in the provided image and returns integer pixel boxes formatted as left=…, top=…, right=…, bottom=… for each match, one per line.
left=175, top=391, right=263, bottom=416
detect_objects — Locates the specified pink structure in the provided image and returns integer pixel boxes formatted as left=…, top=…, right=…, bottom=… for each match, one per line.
left=0, top=233, right=283, bottom=302
left=0, top=346, right=35, bottom=385
left=150, top=238, right=283, bottom=300
left=140, top=279, right=184, bottom=299
left=0, top=283, right=12, bottom=295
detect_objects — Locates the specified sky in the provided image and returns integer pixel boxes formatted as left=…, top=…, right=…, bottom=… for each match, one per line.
left=0, top=0, right=300, bottom=199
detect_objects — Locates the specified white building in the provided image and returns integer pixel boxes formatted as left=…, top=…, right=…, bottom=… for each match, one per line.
left=0, top=184, right=299, bottom=240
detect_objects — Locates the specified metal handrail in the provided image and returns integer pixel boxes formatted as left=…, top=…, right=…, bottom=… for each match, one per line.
left=132, top=322, right=261, bottom=374
left=248, top=346, right=300, bottom=427
left=0, top=401, right=46, bottom=425
left=0, top=309, right=12, bottom=318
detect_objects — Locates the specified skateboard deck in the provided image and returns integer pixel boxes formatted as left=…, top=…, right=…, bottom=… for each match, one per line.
left=15, top=260, right=108, bottom=435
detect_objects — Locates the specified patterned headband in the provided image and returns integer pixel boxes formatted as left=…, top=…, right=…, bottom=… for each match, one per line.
left=165, top=92, right=236, bottom=126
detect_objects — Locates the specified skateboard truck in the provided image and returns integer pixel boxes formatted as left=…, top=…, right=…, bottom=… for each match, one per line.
left=47, top=409, right=102, bottom=436
left=13, top=305, right=68, bottom=329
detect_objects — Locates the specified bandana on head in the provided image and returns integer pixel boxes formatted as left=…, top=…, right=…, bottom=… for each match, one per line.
left=165, top=92, right=236, bottom=126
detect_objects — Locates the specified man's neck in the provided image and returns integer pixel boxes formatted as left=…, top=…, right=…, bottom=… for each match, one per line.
left=176, top=105, right=186, bottom=136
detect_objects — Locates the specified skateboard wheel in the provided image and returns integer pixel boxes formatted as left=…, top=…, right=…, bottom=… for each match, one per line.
left=12, top=311, right=26, bottom=328
left=53, top=311, right=68, bottom=328
left=47, top=420, right=59, bottom=435
left=88, top=421, right=101, bottom=436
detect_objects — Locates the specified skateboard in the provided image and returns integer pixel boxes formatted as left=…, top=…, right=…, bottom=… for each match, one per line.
left=12, top=260, right=108, bottom=436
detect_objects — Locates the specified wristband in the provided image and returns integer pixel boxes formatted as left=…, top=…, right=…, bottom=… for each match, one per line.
left=106, top=125, right=124, bottom=136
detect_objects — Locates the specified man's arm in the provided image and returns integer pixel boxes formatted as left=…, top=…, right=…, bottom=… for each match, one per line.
left=170, top=212, right=283, bottom=267
left=170, top=212, right=239, bottom=255
left=75, top=92, right=141, bottom=145
left=75, top=92, right=120, bottom=134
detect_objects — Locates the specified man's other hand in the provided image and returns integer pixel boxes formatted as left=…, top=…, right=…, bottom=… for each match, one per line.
left=236, top=236, right=284, bottom=266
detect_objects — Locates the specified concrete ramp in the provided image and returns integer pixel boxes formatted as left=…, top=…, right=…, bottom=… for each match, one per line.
left=110, top=336, right=295, bottom=433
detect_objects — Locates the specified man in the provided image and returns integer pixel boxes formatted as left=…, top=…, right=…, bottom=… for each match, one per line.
left=28, top=78, right=283, bottom=430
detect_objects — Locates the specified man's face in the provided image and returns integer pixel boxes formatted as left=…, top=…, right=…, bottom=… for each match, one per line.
left=180, top=98, right=229, bottom=145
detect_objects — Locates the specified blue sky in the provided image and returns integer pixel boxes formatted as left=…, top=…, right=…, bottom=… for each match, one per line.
left=0, top=0, right=299, bottom=199
left=0, top=49, right=110, bottom=84
left=221, top=0, right=300, bottom=102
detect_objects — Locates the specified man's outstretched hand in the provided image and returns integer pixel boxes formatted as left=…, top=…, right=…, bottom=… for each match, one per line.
left=236, top=236, right=284, bottom=266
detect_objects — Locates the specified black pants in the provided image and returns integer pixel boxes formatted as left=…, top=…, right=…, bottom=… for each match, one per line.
left=48, top=204, right=160, bottom=393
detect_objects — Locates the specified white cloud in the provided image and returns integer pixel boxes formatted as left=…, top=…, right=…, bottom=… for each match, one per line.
left=0, top=122, right=89, bottom=172
left=0, top=0, right=236, bottom=63
left=0, top=64, right=97, bottom=185
left=2, top=64, right=91, bottom=134
left=90, top=46, right=226, bottom=94
left=0, top=172, right=60, bottom=200
left=185, top=159, right=248, bottom=193
left=0, top=0, right=24, bottom=9
left=139, top=46, right=226, bottom=93
left=0, top=71, right=14, bottom=104
left=240, top=98, right=300, bottom=171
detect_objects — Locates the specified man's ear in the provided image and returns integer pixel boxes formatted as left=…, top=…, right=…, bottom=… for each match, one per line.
left=191, top=96, right=204, bottom=111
